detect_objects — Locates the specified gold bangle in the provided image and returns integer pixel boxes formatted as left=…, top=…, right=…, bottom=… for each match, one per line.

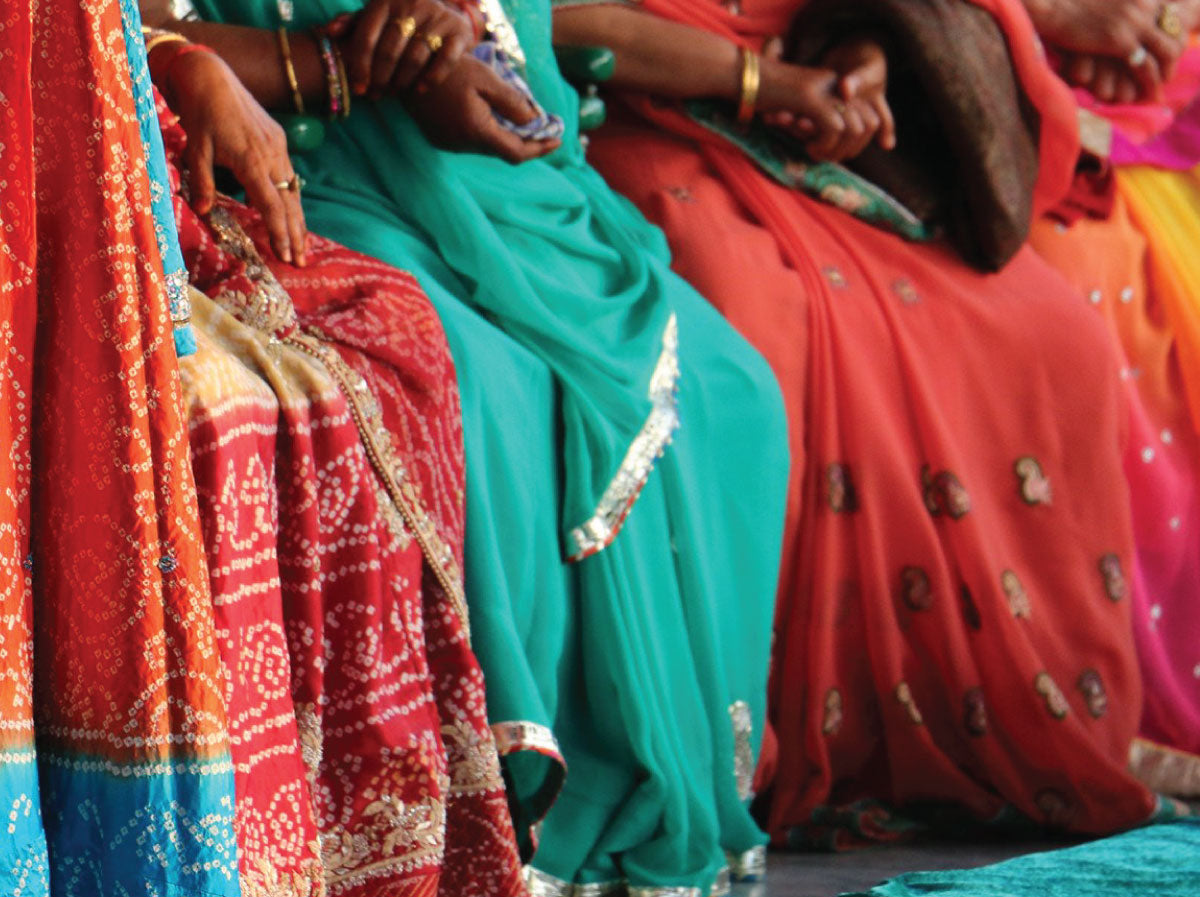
left=144, top=31, right=190, bottom=57
left=276, top=27, right=306, bottom=115
left=736, top=46, right=760, bottom=127
left=332, top=42, right=352, bottom=119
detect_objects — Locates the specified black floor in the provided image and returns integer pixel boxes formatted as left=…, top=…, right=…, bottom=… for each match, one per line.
left=734, top=839, right=1064, bottom=897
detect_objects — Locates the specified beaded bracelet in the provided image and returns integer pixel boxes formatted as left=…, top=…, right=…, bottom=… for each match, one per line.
left=314, top=34, right=341, bottom=118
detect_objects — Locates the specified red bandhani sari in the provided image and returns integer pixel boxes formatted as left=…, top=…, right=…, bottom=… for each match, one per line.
left=157, top=102, right=528, bottom=895
left=585, top=0, right=1169, bottom=844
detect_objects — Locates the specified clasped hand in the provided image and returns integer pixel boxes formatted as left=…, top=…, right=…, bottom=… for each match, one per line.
left=757, top=36, right=897, bottom=163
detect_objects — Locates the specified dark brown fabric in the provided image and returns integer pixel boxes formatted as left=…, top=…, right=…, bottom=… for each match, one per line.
left=788, top=0, right=1042, bottom=270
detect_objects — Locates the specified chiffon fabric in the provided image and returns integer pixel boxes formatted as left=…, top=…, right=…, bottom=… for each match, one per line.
left=158, top=104, right=529, bottom=895
left=1030, top=56, right=1200, bottom=771
left=581, top=0, right=1164, bottom=844
left=0, top=2, right=240, bottom=894
left=191, top=1, right=791, bottom=893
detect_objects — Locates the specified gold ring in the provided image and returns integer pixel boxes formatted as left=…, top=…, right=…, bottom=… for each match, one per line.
left=421, top=32, right=443, bottom=52
left=1158, top=2, right=1184, bottom=38
left=393, top=15, right=417, bottom=38
left=274, top=174, right=305, bottom=193
left=1128, top=44, right=1150, bottom=67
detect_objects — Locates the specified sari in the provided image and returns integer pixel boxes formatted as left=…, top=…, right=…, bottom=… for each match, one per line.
left=156, top=101, right=529, bottom=894
left=580, top=0, right=1167, bottom=843
left=1, top=2, right=240, bottom=894
left=192, top=0, right=791, bottom=893
left=1029, top=49, right=1200, bottom=783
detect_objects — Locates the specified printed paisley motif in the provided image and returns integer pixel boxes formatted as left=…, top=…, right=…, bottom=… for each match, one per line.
left=1014, top=456, right=1053, bottom=505
left=1001, top=569, right=1032, bottom=619
left=1076, top=669, right=1109, bottom=719
left=826, top=463, right=860, bottom=513
left=899, top=566, right=933, bottom=611
left=1034, top=672, right=1070, bottom=719
left=1098, top=553, right=1128, bottom=602
left=922, top=465, right=971, bottom=519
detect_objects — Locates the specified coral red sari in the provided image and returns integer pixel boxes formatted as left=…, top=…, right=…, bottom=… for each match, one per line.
left=585, top=0, right=1167, bottom=844
left=158, top=105, right=528, bottom=895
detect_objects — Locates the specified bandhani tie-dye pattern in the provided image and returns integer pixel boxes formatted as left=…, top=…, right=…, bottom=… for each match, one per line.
left=160, top=102, right=528, bottom=896
left=1, top=2, right=240, bottom=896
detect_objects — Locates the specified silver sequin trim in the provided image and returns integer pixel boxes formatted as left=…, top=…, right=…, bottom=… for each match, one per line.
left=730, top=700, right=754, bottom=801
left=569, top=315, right=679, bottom=561
left=726, top=846, right=766, bottom=881
left=478, top=0, right=526, bottom=65
left=525, top=866, right=733, bottom=897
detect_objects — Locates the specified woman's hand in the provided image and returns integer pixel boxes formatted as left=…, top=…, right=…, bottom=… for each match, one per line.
left=758, top=37, right=895, bottom=163
left=405, top=56, right=561, bottom=162
left=161, top=48, right=308, bottom=265
left=1025, top=0, right=1193, bottom=89
left=332, top=0, right=474, bottom=97
left=1063, top=53, right=1147, bottom=103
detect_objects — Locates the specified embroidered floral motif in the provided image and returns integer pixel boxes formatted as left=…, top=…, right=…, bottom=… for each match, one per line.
left=899, top=566, right=933, bottom=611
left=1001, top=569, right=1032, bottom=619
left=921, top=465, right=971, bottom=519
left=1034, top=672, right=1070, bottom=719
left=667, top=186, right=696, bottom=203
left=963, top=687, right=988, bottom=736
left=1034, top=788, right=1075, bottom=827
left=1076, top=669, right=1108, bottom=719
left=822, top=266, right=849, bottom=289
left=1014, top=456, right=1053, bottom=506
left=960, top=584, right=983, bottom=631
left=822, top=687, right=843, bottom=736
left=1098, top=553, right=1127, bottom=602
left=826, top=463, right=860, bottom=513
left=892, top=278, right=920, bottom=305
left=894, top=682, right=924, bottom=726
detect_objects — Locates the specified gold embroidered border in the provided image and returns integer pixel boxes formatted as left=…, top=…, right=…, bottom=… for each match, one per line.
left=1130, top=737, right=1200, bottom=798
left=524, top=866, right=732, bottom=897
left=202, top=206, right=470, bottom=635
left=286, top=329, right=470, bottom=634
left=568, top=315, right=679, bottom=562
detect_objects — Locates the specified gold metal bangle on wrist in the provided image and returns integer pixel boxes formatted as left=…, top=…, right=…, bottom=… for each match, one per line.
left=736, top=46, right=760, bottom=127
left=276, top=27, right=306, bottom=115
left=144, top=30, right=190, bottom=56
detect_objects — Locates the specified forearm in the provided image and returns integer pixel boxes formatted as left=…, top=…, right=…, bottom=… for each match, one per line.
left=149, top=18, right=329, bottom=112
left=552, top=4, right=741, bottom=100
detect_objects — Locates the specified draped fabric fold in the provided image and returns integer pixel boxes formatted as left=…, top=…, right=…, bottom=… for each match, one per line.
left=158, top=96, right=529, bottom=894
left=584, top=0, right=1163, bottom=845
left=190, top=0, right=790, bottom=892
left=1, top=2, right=241, bottom=893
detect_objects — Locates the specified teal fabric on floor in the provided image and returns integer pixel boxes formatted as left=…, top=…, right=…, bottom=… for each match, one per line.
left=844, top=820, right=1200, bottom=896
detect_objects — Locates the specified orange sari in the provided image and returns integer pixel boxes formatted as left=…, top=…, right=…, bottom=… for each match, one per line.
left=586, top=0, right=1164, bottom=844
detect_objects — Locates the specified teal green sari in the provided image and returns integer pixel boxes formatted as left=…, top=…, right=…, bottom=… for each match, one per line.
left=192, top=0, right=789, bottom=891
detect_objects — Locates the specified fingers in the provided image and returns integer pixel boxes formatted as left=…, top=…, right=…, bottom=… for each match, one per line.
left=394, top=9, right=471, bottom=91
left=1113, top=69, right=1140, bottom=104
left=477, top=117, right=557, bottom=163
left=418, top=28, right=469, bottom=89
left=184, top=137, right=217, bottom=215
left=873, top=95, right=896, bottom=151
left=1141, top=26, right=1183, bottom=83
left=283, top=188, right=309, bottom=267
left=1093, top=60, right=1119, bottom=102
left=370, top=16, right=417, bottom=93
left=347, top=1, right=393, bottom=94
left=1065, top=54, right=1098, bottom=87
left=478, top=67, right=539, bottom=126
left=238, top=156, right=294, bottom=264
